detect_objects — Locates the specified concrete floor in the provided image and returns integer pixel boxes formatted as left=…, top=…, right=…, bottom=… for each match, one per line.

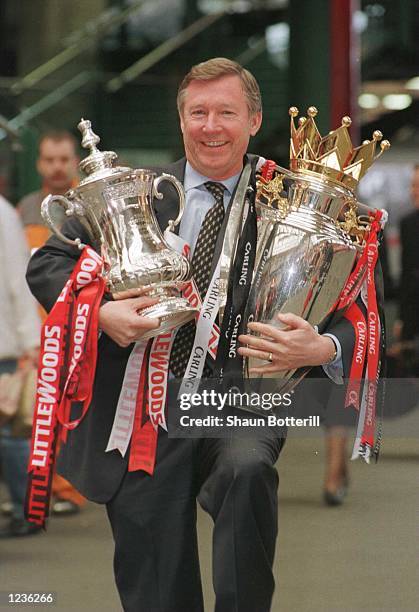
left=1, top=411, right=418, bottom=612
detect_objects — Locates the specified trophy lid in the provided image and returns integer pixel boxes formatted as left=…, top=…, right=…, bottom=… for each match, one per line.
left=77, top=118, right=131, bottom=186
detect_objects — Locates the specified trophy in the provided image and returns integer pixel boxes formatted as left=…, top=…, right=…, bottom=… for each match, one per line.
left=245, top=106, right=390, bottom=386
left=41, top=119, right=198, bottom=340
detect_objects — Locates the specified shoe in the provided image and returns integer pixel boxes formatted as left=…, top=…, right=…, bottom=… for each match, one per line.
left=51, top=499, right=80, bottom=516
left=323, top=487, right=346, bottom=506
left=0, top=518, right=42, bottom=538
left=1, top=501, right=13, bottom=516
left=323, top=476, right=349, bottom=507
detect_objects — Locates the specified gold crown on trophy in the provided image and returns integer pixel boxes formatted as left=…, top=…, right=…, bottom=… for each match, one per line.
left=289, top=106, right=390, bottom=191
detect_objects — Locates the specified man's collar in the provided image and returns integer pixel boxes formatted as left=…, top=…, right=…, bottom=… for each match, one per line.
left=184, top=161, right=241, bottom=195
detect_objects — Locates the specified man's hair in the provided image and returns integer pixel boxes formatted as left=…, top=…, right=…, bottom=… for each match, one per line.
left=177, top=57, right=262, bottom=116
left=38, top=130, right=78, bottom=154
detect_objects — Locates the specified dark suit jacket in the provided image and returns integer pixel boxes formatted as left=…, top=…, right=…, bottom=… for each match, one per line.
left=26, top=157, right=359, bottom=502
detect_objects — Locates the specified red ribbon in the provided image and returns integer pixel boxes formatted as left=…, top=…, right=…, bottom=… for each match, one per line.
left=360, top=237, right=380, bottom=452
left=260, top=159, right=277, bottom=181
left=343, top=302, right=367, bottom=409
left=26, top=247, right=105, bottom=527
left=128, top=342, right=158, bottom=474
left=340, top=210, right=383, bottom=458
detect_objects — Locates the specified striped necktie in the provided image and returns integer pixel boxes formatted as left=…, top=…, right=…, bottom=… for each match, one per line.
left=170, top=181, right=225, bottom=378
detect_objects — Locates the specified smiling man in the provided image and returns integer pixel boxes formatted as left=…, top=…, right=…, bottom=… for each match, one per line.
left=27, top=58, right=351, bottom=612
left=179, top=71, right=262, bottom=180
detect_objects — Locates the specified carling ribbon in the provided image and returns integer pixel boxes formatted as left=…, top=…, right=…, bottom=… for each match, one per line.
left=26, top=246, right=105, bottom=527
left=343, top=302, right=367, bottom=410
left=214, top=158, right=263, bottom=382
left=105, top=340, right=149, bottom=456
left=346, top=211, right=383, bottom=462
left=180, top=258, right=221, bottom=396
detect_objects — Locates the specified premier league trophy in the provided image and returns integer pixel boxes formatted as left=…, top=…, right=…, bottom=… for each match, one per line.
left=41, top=119, right=198, bottom=339
left=245, top=106, right=390, bottom=386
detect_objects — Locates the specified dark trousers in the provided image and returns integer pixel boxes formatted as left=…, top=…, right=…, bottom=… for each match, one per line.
left=106, top=431, right=284, bottom=612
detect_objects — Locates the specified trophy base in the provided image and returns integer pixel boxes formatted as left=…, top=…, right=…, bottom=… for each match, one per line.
left=139, top=297, right=198, bottom=340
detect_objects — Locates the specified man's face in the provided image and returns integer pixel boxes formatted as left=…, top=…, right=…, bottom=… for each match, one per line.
left=179, top=75, right=262, bottom=180
left=411, top=168, right=419, bottom=209
left=37, top=138, right=79, bottom=193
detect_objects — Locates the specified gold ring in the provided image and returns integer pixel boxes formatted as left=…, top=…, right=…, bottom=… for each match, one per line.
left=267, top=352, right=273, bottom=362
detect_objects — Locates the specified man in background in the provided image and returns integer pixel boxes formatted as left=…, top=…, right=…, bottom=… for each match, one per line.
left=18, top=130, right=79, bottom=252
left=399, top=164, right=419, bottom=345
left=16, top=130, right=86, bottom=517
left=388, top=164, right=419, bottom=375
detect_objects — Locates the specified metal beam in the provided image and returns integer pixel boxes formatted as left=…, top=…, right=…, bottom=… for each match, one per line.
left=0, top=72, right=92, bottom=142
left=106, top=11, right=227, bottom=93
left=11, top=0, right=148, bottom=95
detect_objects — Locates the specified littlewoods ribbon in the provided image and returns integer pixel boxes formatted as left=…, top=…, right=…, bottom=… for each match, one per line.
left=26, top=247, right=105, bottom=527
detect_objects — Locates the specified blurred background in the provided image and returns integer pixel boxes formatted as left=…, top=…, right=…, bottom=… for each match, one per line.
left=1, top=0, right=418, bottom=279
left=0, top=2, right=417, bottom=610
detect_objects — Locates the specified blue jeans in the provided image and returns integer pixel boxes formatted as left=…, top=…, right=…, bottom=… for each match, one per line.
left=0, top=359, right=30, bottom=520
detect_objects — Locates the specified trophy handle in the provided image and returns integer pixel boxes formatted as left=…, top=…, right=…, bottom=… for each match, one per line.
left=153, top=173, right=185, bottom=233
left=41, top=194, right=86, bottom=250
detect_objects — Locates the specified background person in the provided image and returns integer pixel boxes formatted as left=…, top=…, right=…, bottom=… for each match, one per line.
left=0, top=194, right=41, bottom=538
left=388, top=164, right=419, bottom=376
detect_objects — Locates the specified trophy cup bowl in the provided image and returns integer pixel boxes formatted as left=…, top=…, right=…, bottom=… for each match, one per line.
left=245, top=168, right=359, bottom=387
left=244, top=107, right=390, bottom=390
left=41, top=119, right=198, bottom=340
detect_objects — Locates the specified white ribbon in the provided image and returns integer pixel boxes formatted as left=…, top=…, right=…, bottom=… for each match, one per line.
left=105, top=340, right=148, bottom=456
left=179, top=258, right=221, bottom=397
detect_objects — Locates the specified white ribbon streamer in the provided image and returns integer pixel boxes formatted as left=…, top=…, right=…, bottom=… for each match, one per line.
left=179, top=258, right=221, bottom=397
left=105, top=340, right=148, bottom=456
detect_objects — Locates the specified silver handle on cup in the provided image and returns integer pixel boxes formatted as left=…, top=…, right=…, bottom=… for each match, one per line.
left=153, top=173, right=185, bottom=233
left=41, top=194, right=86, bottom=250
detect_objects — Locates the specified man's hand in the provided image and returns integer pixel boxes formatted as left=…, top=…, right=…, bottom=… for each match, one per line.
left=238, top=312, right=336, bottom=374
left=99, top=296, right=161, bottom=347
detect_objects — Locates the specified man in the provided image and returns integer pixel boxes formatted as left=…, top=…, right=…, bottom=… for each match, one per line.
left=17, top=131, right=85, bottom=517
left=27, top=59, right=355, bottom=611
left=18, top=130, right=79, bottom=232
left=0, top=195, right=41, bottom=538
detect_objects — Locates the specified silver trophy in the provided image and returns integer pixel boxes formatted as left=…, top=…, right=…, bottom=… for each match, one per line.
left=245, top=107, right=389, bottom=387
left=42, top=119, right=198, bottom=339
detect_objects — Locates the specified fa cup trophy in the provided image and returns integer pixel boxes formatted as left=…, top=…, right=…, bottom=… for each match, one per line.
left=245, top=106, right=390, bottom=386
left=41, top=119, right=198, bottom=339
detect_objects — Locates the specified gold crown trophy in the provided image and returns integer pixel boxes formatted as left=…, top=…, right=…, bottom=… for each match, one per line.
left=245, top=106, right=390, bottom=386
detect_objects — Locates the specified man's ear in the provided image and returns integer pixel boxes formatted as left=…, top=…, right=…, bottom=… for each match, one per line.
left=179, top=112, right=185, bottom=134
left=250, top=111, right=262, bottom=137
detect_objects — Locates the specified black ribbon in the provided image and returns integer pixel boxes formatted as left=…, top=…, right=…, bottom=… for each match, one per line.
left=214, top=161, right=259, bottom=384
